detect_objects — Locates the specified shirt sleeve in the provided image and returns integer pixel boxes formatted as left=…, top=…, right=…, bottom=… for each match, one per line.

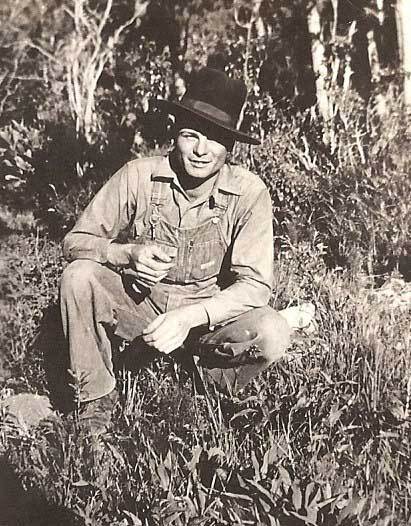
left=200, top=186, right=274, bottom=326
left=63, top=163, right=137, bottom=263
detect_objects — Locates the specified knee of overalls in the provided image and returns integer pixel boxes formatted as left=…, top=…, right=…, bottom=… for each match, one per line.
left=249, top=306, right=292, bottom=363
left=60, top=259, right=105, bottom=296
left=200, top=306, right=291, bottom=365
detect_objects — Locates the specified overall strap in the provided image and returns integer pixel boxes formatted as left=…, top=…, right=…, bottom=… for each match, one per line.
left=147, top=176, right=169, bottom=240
left=150, top=179, right=168, bottom=207
left=211, top=191, right=230, bottom=219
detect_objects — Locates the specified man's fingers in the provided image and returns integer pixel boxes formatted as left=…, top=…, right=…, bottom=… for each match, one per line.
left=138, top=256, right=175, bottom=273
left=150, top=245, right=176, bottom=263
left=133, top=277, right=156, bottom=289
left=135, top=262, right=166, bottom=276
left=152, top=337, right=181, bottom=354
left=143, top=323, right=170, bottom=344
left=134, top=263, right=170, bottom=278
left=157, top=341, right=180, bottom=354
left=143, top=314, right=165, bottom=336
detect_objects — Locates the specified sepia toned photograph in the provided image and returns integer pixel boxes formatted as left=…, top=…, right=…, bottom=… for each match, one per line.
left=0, top=1, right=410, bottom=524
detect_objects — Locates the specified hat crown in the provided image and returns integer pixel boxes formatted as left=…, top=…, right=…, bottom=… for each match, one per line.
left=181, top=68, right=247, bottom=129
left=157, top=67, right=260, bottom=144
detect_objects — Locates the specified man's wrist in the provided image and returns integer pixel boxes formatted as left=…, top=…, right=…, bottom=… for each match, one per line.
left=178, top=304, right=209, bottom=329
left=106, top=242, right=130, bottom=268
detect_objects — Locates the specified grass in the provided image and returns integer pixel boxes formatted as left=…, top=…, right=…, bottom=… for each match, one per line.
left=0, top=228, right=410, bottom=525
left=0, top=98, right=410, bottom=525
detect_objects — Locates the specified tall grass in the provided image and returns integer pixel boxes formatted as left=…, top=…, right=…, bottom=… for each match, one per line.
left=1, top=229, right=410, bottom=525
left=0, top=96, right=410, bottom=525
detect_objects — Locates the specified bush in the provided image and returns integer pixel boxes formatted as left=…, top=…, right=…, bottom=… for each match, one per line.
left=234, top=89, right=411, bottom=277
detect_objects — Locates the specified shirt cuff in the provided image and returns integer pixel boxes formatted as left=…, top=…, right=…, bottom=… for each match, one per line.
left=200, top=296, right=235, bottom=327
left=63, top=234, right=113, bottom=264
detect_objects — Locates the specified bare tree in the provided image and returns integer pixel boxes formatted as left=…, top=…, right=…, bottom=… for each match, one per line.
left=396, top=0, right=411, bottom=110
left=307, top=2, right=331, bottom=126
left=233, top=0, right=263, bottom=88
left=64, top=0, right=149, bottom=146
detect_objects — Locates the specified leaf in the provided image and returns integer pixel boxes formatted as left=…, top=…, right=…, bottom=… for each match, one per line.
left=329, top=404, right=343, bottom=427
left=207, top=447, right=225, bottom=461
left=163, top=511, right=182, bottom=525
left=291, top=482, right=302, bottom=511
left=307, top=486, right=321, bottom=508
left=105, top=442, right=126, bottom=468
left=302, top=482, right=316, bottom=512
left=278, top=466, right=292, bottom=490
left=336, top=497, right=362, bottom=524
left=287, top=510, right=319, bottom=526
left=164, top=449, right=174, bottom=471
left=317, top=495, right=341, bottom=510
left=123, top=510, right=143, bottom=526
left=261, top=441, right=280, bottom=476
left=14, top=155, right=31, bottom=172
left=251, top=450, right=261, bottom=481
left=0, top=135, right=10, bottom=149
left=230, top=408, right=257, bottom=422
left=72, top=479, right=91, bottom=487
left=188, top=446, right=203, bottom=472
left=247, top=479, right=276, bottom=506
left=157, top=463, right=169, bottom=490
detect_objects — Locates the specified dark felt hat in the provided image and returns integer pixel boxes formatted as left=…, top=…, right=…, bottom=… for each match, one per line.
left=157, top=68, right=260, bottom=145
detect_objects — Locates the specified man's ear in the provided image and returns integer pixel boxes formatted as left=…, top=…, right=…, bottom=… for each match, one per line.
left=166, top=115, right=177, bottom=140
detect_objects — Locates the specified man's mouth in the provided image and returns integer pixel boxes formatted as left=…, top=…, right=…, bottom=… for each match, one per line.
left=189, top=158, right=211, bottom=168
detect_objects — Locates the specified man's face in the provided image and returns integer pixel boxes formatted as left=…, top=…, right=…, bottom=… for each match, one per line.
left=174, top=121, right=231, bottom=181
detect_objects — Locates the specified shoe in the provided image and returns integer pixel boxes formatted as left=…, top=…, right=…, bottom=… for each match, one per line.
left=76, top=389, right=119, bottom=434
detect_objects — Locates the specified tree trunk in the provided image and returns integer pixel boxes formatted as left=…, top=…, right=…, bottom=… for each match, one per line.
left=367, top=29, right=380, bottom=81
left=397, top=0, right=411, bottom=110
left=307, top=4, right=330, bottom=123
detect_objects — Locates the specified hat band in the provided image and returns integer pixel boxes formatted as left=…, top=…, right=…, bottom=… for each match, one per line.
left=181, top=98, right=235, bottom=127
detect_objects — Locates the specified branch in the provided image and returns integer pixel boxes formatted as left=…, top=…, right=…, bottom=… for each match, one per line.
left=97, top=0, right=113, bottom=35
left=25, top=41, right=60, bottom=64
left=112, top=0, right=149, bottom=43
left=0, top=52, right=22, bottom=114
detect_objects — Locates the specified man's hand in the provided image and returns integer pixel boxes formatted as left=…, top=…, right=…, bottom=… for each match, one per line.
left=142, top=304, right=208, bottom=354
left=107, top=243, right=176, bottom=288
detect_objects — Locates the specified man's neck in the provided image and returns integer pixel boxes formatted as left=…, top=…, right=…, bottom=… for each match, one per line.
left=170, top=153, right=220, bottom=202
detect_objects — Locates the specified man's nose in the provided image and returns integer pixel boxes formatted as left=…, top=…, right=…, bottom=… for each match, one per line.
left=194, top=135, right=208, bottom=156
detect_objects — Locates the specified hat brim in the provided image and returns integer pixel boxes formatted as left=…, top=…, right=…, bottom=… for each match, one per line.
left=156, top=99, right=261, bottom=146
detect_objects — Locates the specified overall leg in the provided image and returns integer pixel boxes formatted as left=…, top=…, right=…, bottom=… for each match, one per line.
left=60, top=260, right=158, bottom=402
left=197, top=306, right=291, bottom=394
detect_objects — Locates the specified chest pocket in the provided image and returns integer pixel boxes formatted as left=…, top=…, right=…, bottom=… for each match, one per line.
left=133, top=178, right=230, bottom=284
left=179, top=217, right=228, bottom=283
left=135, top=216, right=228, bottom=284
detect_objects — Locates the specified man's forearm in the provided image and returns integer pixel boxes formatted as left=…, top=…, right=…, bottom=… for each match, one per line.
left=63, top=233, right=113, bottom=264
left=199, top=278, right=271, bottom=327
left=176, top=303, right=209, bottom=328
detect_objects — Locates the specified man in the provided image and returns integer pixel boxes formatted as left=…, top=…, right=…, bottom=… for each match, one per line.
left=60, top=67, right=292, bottom=430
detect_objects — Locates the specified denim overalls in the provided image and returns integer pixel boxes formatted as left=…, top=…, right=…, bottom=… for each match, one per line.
left=133, top=177, right=230, bottom=312
left=128, top=176, right=287, bottom=394
left=60, top=172, right=291, bottom=400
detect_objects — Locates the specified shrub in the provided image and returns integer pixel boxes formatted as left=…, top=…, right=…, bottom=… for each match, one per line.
left=234, top=88, right=411, bottom=277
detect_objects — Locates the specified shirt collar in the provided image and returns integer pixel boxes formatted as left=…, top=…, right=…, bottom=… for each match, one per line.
left=152, top=155, right=243, bottom=196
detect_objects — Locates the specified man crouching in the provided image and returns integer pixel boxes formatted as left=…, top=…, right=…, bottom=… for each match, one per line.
left=60, top=67, right=291, bottom=432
